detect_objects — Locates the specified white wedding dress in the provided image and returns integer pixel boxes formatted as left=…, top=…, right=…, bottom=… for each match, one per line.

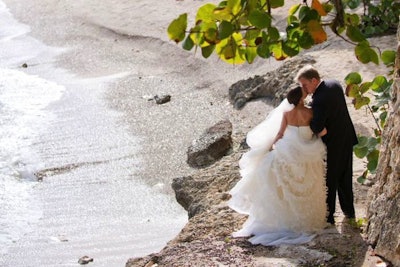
left=229, top=99, right=327, bottom=246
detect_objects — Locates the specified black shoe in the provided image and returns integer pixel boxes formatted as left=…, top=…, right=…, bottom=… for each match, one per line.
left=327, top=217, right=335, bottom=225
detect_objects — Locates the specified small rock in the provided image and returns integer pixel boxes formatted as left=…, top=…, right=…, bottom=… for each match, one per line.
left=78, top=256, right=94, bottom=265
left=154, top=94, right=171, bottom=104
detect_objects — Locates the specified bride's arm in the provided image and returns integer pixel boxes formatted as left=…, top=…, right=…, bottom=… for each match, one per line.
left=318, top=127, right=327, bottom=137
left=270, top=113, right=288, bottom=150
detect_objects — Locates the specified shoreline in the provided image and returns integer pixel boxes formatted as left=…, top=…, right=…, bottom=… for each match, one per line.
left=2, top=0, right=397, bottom=265
left=1, top=1, right=281, bottom=265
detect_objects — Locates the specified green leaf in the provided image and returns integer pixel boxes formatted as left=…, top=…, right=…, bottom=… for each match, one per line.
left=196, top=4, right=217, bottom=23
left=347, top=84, right=360, bottom=98
left=215, top=33, right=246, bottom=64
left=357, top=170, right=368, bottom=184
left=299, top=7, right=319, bottom=23
left=363, top=25, right=376, bottom=36
left=189, top=21, right=218, bottom=47
left=357, top=136, right=368, bottom=146
left=204, top=26, right=218, bottom=44
left=322, top=3, right=334, bottom=13
left=218, top=1, right=228, bottom=7
left=367, top=149, right=379, bottom=172
left=213, top=6, right=233, bottom=21
left=367, top=159, right=378, bottom=173
left=367, top=137, right=379, bottom=148
left=355, top=41, right=379, bottom=65
left=246, top=0, right=258, bottom=11
left=282, top=40, right=300, bottom=57
left=287, top=14, right=299, bottom=25
left=371, top=76, right=388, bottom=92
left=345, top=13, right=360, bottom=26
left=219, top=20, right=234, bottom=39
left=299, top=6, right=310, bottom=22
left=379, top=111, right=387, bottom=122
left=346, top=25, right=366, bottom=42
left=245, top=28, right=261, bottom=41
left=268, top=27, right=280, bottom=41
left=249, top=10, right=271, bottom=29
left=346, top=0, right=361, bottom=9
left=354, top=145, right=369, bottom=158
left=243, top=30, right=262, bottom=49
left=256, top=43, right=270, bottom=58
left=345, top=72, right=362, bottom=85
left=245, top=46, right=258, bottom=63
left=167, top=13, right=188, bottom=43
left=201, top=45, right=215, bottom=58
left=359, top=82, right=372, bottom=94
left=182, top=35, right=194, bottom=50
left=354, top=96, right=370, bottom=109
left=227, top=0, right=242, bottom=15
left=381, top=50, right=396, bottom=65
left=298, top=31, right=314, bottom=49
left=271, top=42, right=288, bottom=60
left=286, top=20, right=300, bottom=39
left=269, top=0, right=284, bottom=8
left=289, top=4, right=301, bottom=15
left=188, top=25, right=202, bottom=45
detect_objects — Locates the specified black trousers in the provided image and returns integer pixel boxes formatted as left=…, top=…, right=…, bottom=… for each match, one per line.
left=325, top=144, right=355, bottom=223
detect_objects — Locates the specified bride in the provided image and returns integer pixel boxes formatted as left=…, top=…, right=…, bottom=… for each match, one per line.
left=229, top=86, right=328, bottom=246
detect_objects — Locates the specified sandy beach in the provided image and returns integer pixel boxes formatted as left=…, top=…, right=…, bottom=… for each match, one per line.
left=3, top=0, right=284, bottom=188
left=2, top=0, right=396, bottom=265
left=1, top=0, right=282, bottom=266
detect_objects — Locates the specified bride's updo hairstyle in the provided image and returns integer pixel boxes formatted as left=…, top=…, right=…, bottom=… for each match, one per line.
left=287, top=86, right=303, bottom=106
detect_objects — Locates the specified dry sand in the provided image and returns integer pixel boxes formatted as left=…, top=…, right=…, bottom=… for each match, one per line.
left=3, top=0, right=397, bottom=264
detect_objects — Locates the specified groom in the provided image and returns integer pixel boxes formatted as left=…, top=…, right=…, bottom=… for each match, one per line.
left=296, top=65, right=358, bottom=224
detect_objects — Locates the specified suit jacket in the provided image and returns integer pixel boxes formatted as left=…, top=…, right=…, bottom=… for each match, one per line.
left=310, top=80, right=358, bottom=151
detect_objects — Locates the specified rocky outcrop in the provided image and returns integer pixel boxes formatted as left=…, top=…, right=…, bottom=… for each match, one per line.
left=228, top=56, right=316, bottom=109
left=126, top=139, right=377, bottom=267
left=186, top=120, right=233, bottom=168
left=171, top=175, right=214, bottom=218
left=366, top=25, right=400, bottom=266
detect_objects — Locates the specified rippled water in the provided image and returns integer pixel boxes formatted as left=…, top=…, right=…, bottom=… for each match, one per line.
left=0, top=2, right=186, bottom=266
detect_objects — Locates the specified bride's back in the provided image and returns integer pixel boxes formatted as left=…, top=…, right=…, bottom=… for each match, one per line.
left=285, top=106, right=312, bottom=127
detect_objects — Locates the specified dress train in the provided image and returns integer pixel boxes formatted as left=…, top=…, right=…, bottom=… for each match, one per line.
left=229, top=99, right=327, bottom=246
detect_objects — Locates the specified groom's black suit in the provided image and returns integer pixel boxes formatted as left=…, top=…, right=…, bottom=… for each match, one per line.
left=310, top=80, right=358, bottom=224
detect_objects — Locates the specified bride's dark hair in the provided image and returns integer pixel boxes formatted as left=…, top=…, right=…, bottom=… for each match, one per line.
left=287, top=86, right=303, bottom=106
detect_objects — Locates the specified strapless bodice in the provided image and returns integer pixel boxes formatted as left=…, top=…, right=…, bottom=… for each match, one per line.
left=286, top=125, right=314, bottom=140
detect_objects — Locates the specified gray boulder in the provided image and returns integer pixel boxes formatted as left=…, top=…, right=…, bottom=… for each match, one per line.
left=186, top=120, right=233, bottom=168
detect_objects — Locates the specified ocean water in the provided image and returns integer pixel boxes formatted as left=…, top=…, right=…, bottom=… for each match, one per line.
left=0, top=1, right=186, bottom=266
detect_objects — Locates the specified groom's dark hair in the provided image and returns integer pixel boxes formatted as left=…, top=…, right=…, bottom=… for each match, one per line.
left=287, top=86, right=303, bottom=106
